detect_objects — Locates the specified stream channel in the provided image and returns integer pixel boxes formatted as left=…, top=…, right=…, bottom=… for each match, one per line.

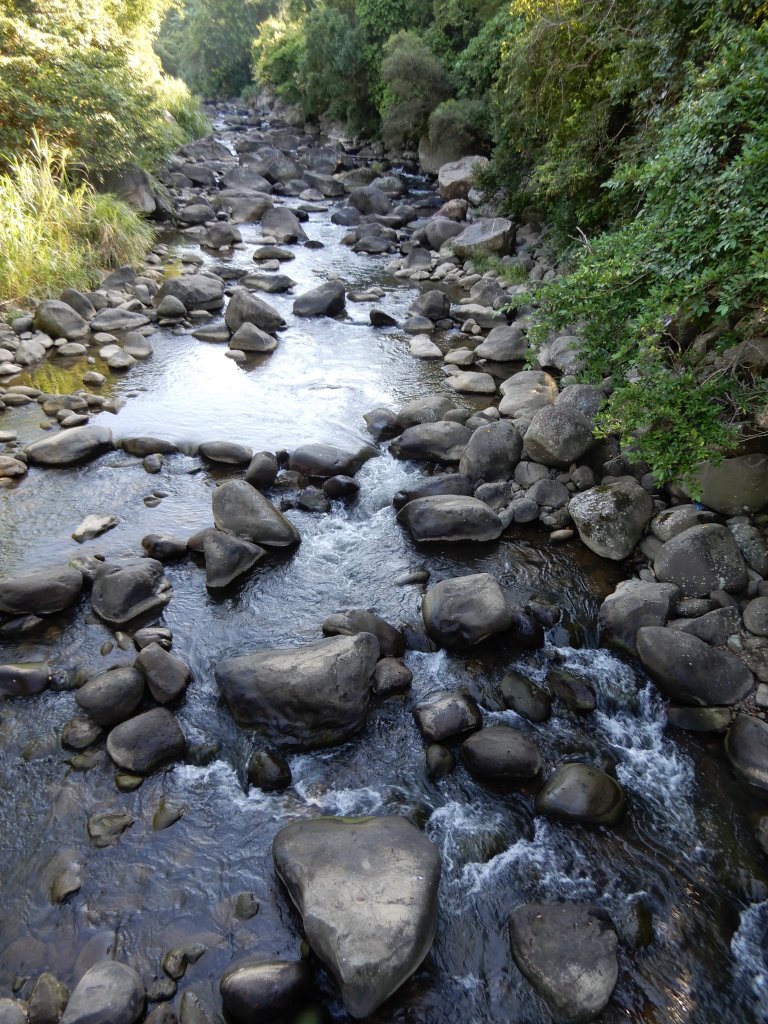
left=1, top=115, right=768, bottom=1024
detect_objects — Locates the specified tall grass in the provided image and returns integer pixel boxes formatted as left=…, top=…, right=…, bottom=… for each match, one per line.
left=0, top=134, right=154, bottom=306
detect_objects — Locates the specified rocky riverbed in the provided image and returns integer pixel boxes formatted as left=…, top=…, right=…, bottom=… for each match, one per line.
left=1, top=98, right=768, bottom=1023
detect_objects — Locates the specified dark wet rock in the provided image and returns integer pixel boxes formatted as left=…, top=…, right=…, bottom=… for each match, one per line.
left=245, top=451, right=279, bottom=489
left=667, top=706, right=731, bottom=733
left=61, top=716, right=103, bottom=750
left=91, top=557, right=172, bottom=627
left=413, top=691, right=482, bottom=742
left=34, top=299, right=89, bottom=341
left=0, top=661, right=50, bottom=697
left=671, top=605, right=741, bottom=645
left=546, top=668, right=596, bottom=712
left=637, top=626, right=753, bottom=705
left=348, top=186, right=392, bottom=216
left=162, top=944, right=206, bottom=982
left=423, top=573, right=512, bottom=649
left=235, top=892, right=260, bottom=919
left=536, top=764, right=626, bottom=826
left=26, top=425, right=113, bottom=467
left=145, top=1008, right=177, bottom=1024
left=60, top=961, right=144, bottom=1024
left=425, top=743, right=455, bottom=779
left=323, top=475, right=360, bottom=499
left=523, top=406, right=594, bottom=468
left=247, top=748, right=292, bottom=791
left=75, top=667, right=145, bottom=727
left=569, top=480, right=654, bottom=561
left=654, top=524, right=747, bottom=597
left=373, top=658, right=413, bottom=697
left=199, top=441, right=253, bottom=465
left=461, top=725, right=541, bottom=782
left=203, top=531, right=265, bottom=589
left=322, top=609, right=405, bottom=657
left=177, top=992, right=212, bottom=1024
left=135, top=643, right=192, bottom=703
left=363, top=407, right=398, bottom=440
left=458, top=421, right=523, bottom=485
left=293, top=281, right=346, bottom=317
left=212, top=479, right=300, bottom=547
left=725, top=714, right=768, bottom=791
left=289, top=443, right=370, bottom=479
left=598, top=580, right=679, bottom=654
left=28, top=972, right=69, bottom=1024
left=370, top=309, right=397, bottom=327
left=133, top=625, right=172, bottom=651
left=390, top=422, right=472, bottom=464
left=298, top=486, right=331, bottom=512
left=141, top=534, right=188, bottom=562
left=509, top=902, right=618, bottom=1023
left=408, top=290, right=450, bottom=322
left=220, top=958, right=312, bottom=1024
left=252, top=244, right=295, bottom=262
left=225, top=287, right=285, bottom=335
left=500, top=671, right=551, bottom=723
left=216, top=633, right=380, bottom=750
left=106, top=708, right=186, bottom=774
left=121, top=437, right=179, bottom=457
left=156, top=274, right=224, bottom=312
left=272, top=815, right=440, bottom=1018
left=87, top=810, right=134, bottom=847
left=0, top=564, right=80, bottom=616
left=392, top=474, right=472, bottom=511
left=397, top=495, right=504, bottom=543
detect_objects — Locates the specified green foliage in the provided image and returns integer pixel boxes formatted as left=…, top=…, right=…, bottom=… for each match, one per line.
left=301, top=6, right=376, bottom=132
left=252, top=15, right=307, bottom=105
left=0, top=135, right=154, bottom=306
left=427, top=98, right=490, bottom=156
left=380, top=31, right=452, bottom=148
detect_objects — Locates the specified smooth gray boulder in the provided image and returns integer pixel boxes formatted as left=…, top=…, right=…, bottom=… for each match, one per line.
left=408, top=290, right=450, bottom=321
left=321, top=609, right=405, bottom=657
left=106, top=708, right=186, bottom=774
left=499, top=370, right=558, bottom=419
left=134, top=642, right=192, bottom=703
left=509, top=903, right=618, bottom=1023
left=569, top=480, right=653, bottom=560
left=725, top=714, right=768, bottom=792
left=203, top=531, right=265, bottom=589
left=156, top=274, right=224, bottom=311
left=225, top=287, right=285, bottom=334
left=423, top=573, right=512, bottom=649
left=389, top=422, right=471, bottom=463
left=272, top=816, right=440, bottom=1018
left=447, top=371, right=497, bottom=394
left=262, top=206, right=307, bottom=243
left=425, top=217, right=464, bottom=250
left=459, top=420, right=523, bottom=483
left=89, top=308, right=149, bottom=333
left=438, top=156, right=489, bottom=201
left=91, top=558, right=172, bottom=627
left=216, top=633, right=380, bottom=749
left=229, top=323, right=277, bottom=353
left=500, top=671, right=551, bottom=723
left=34, top=300, right=89, bottom=341
left=536, top=764, right=626, bottom=826
left=348, top=186, right=391, bottom=216
left=220, top=958, right=312, bottom=1024
left=523, top=406, right=594, bottom=468
left=60, top=961, right=144, bottom=1024
left=654, top=524, right=747, bottom=597
left=461, top=725, right=541, bottom=782
left=651, top=504, right=717, bottom=542
left=556, top=383, right=605, bottom=419
left=598, top=580, right=680, bottom=654
left=396, top=395, right=456, bottom=429
left=26, top=425, right=113, bottom=467
left=397, top=495, right=504, bottom=543
left=636, top=626, right=753, bottom=705
left=0, top=565, right=83, bottom=616
left=288, top=443, right=369, bottom=478
left=199, top=441, right=252, bottom=465
left=474, top=325, right=527, bottom=362
left=0, top=662, right=51, bottom=697
left=451, top=218, right=514, bottom=259
left=392, top=474, right=472, bottom=510
left=694, top=454, right=768, bottom=514
left=75, top=667, right=145, bottom=727
left=212, top=479, right=300, bottom=548
left=537, top=333, right=584, bottom=374
left=293, top=280, right=345, bottom=317
left=413, top=691, right=482, bottom=742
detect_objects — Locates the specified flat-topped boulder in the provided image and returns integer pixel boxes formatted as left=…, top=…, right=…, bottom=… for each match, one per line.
left=89, top=308, right=149, bottom=333
left=26, top=425, right=113, bottom=466
left=636, top=626, right=753, bottom=705
left=397, top=495, right=504, bottom=543
left=474, top=325, right=527, bottom=362
left=212, top=479, right=300, bottom=547
left=216, top=633, right=380, bottom=749
left=288, top=443, right=370, bottom=478
left=423, top=573, right=512, bottom=649
left=156, top=273, right=225, bottom=311
left=272, top=816, right=440, bottom=1018
left=0, top=565, right=83, bottom=616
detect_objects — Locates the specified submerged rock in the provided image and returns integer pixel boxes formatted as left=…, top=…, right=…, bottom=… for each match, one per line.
left=535, top=764, right=626, bottom=826
left=60, top=961, right=144, bottom=1024
left=272, top=816, right=440, bottom=1018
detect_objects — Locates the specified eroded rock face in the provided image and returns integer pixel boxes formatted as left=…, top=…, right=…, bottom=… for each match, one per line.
left=272, top=816, right=441, bottom=1018
left=569, top=480, right=653, bottom=561
left=654, top=523, right=747, bottom=596
left=216, top=633, right=380, bottom=749
left=509, top=903, right=619, bottom=1023
left=60, top=961, right=145, bottom=1024
left=636, top=626, right=753, bottom=705
left=422, top=573, right=512, bottom=649
left=212, top=479, right=300, bottom=548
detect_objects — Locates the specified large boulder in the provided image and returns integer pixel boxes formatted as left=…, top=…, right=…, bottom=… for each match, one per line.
left=425, top=217, right=465, bottom=250
left=598, top=580, right=679, bottom=654
left=225, top=287, right=285, bottom=334
left=725, top=715, right=768, bottom=792
left=474, top=325, right=527, bottom=363
left=25, top=425, right=113, bottom=467
left=389, top=422, right=471, bottom=464
left=321, top=610, right=405, bottom=658
left=523, top=406, right=594, bottom=468
left=451, top=218, right=514, bottom=259
left=220, top=959, right=312, bottom=1024
left=509, top=903, right=618, bottom=1024
left=408, top=290, right=450, bottom=322
left=348, top=186, right=391, bottom=216
left=392, top=474, right=472, bottom=510
left=103, top=163, right=157, bottom=214
left=0, top=565, right=83, bottom=616
left=272, top=816, right=440, bottom=1018
left=654, top=523, right=747, bottom=596
left=693, top=454, right=768, bottom=515
left=569, top=480, right=653, bottom=560
left=461, top=725, right=541, bottom=783
left=156, top=274, right=225, bottom=311
left=397, top=495, right=504, bottom=543
left=438, top=156, right=489, bottom=201
left=458, top=421, right=523, bottom=483
left=34, top=300, right=89, bottom=341
left=537, top=333, right=584, bottom=374
left=60, top=961, right=144, bottom=1024
left=212, top=479, right=300, bottom=548
left=499, top=371, right=558, bottom=420
left=261, top=207, right=307, bottom=243
left=134, top=642, right=192, bottom=703
left=106, top=708, right=186, bottom=774
left=536, top=764, right=626, bottom=826
left=91, top=557, right=172, bottom=627
left=396, top=396, right=456, bottom=429
left=423, top=573, right=512, bottom=649
left=289, top=443, right=369, bottom=478
left=215, top=633, right=380, bottom=749
left=75, top=667, right=145, bottom=727
left=636, top=626, right=753, bottom=705
left=89, top=308, right=149, bottom=333
left=203, top=531, right=265, bottom=589
left=213, top=189, right=274, bottom=223
left=293, top=281, right=346, bottom=317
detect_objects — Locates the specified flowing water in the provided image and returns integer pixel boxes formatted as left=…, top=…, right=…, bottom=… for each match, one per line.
left=1, top=121, right=767, bottom=1022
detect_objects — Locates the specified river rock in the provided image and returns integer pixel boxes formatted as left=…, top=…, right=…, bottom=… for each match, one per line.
left=389, top=422, right=471, bottom=463
left=28, top=972, right=69, bottom=1024
left=392, top=474, right=472, bottom=510
left=373, top=658, right=413, bottom=696
left=536, top=763, right=626, bottom=826
left=156, top=274, right=224, bottom=311
left=650, top=504, right=716, bottom=542
left=348, top=186, right=392, bottom=216
left=25, top=425, right=113, bottom=467
left=547, top=667, right=596, bottom=712
left=694, top=454, right=768, bottom=515
left=672, top=605, right=741, bottom=645
left=523, top=406, right=594, bottom=467
left=396, top=396, right=456, bottom=429
left=413, top=691, right=482, bottom=742
left=293, top=280, right=346, bottom=317
left=397, top=495, right=504, bottom=543
left=451, top=218, right=514, bottom=259
left=725, top=714, right=768, bottom=792
left=0, top=661, right=51, bottom=697
left=225, top=287, right=285, bottom=334
left=447, top=371, right=497, bottom=394
left=34, top=300, right=89, bottom=341
left=498, top=371, right=558, bottom=419
left=500, top=671, right=551, bottom=722
left=72, top=514, right=118, bottom=543
left=91, top=557, right=171, bottom=627
left=89, top=308, right=149, bottom=333
left=461, top=725, right=541, bottom=782
left=106, top=708, right=186, bottom=773
left=569, top=480, right=654, bottom=560
left=423, top=573, right=512, bottom=649
left=744, top=597, right=768, bottom=637
left=636, top=626, right=753, bottom=705
left=247, top=748, right=292, bottom=791
left=261, top=207, right=307, bottom=243
left=229, top=323, right=277, bottom=353
left=220, top=958, right=311, bottom=1023
left=60, top=961, right=144, bottom=1024
left=242, top=273, right=296, bottom=294
left=245, top=451, right=279, bottom=489
left=0, top=565, right=83, bottom=617
left=654, top=524, right=747, bottom=597
left=459, top=420, right=523, bottom=483
left=438, top=156, right=489, bottom=201
left=289, top=443, right=369, bottom=478
left=216, top=633, right=380, bottom=749
left=203, top=531, right=265, bottom=589
left=199, top=441, right=252, bottom=465
left=212, top=479, right=300, bottom=547
left=425, top=217, right=464, bottom=249
left=321, top=609, right=405, bottom=657
left=474, top=325, right=527, bottom=362
left=598, top=580, right=680, bottom=654
left=509, top=902, right=618, bottom=1023
left=409, top=335, right=442, bottom=358
left=409, top=290, right=450, bottom=321
left=75, top=667, right=145, bottom=727
left=272, top=815, right=440, bottom=1018
left=135, top=643, right=192, bottom=703
left=121, top=437, right=179, bottom=457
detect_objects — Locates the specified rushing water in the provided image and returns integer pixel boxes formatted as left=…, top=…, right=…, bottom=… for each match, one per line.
left=1, top=121, right=768, bottom=1023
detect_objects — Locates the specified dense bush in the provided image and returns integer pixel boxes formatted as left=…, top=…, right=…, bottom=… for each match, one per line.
left=380, top=31, right=452, bottom=148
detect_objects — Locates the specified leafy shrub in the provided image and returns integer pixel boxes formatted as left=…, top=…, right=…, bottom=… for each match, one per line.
left=252, top=15, right=307, bottom=106
left=427, top=98, right=490, bottom=155
left=380, top=31, right=452, bottom=148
